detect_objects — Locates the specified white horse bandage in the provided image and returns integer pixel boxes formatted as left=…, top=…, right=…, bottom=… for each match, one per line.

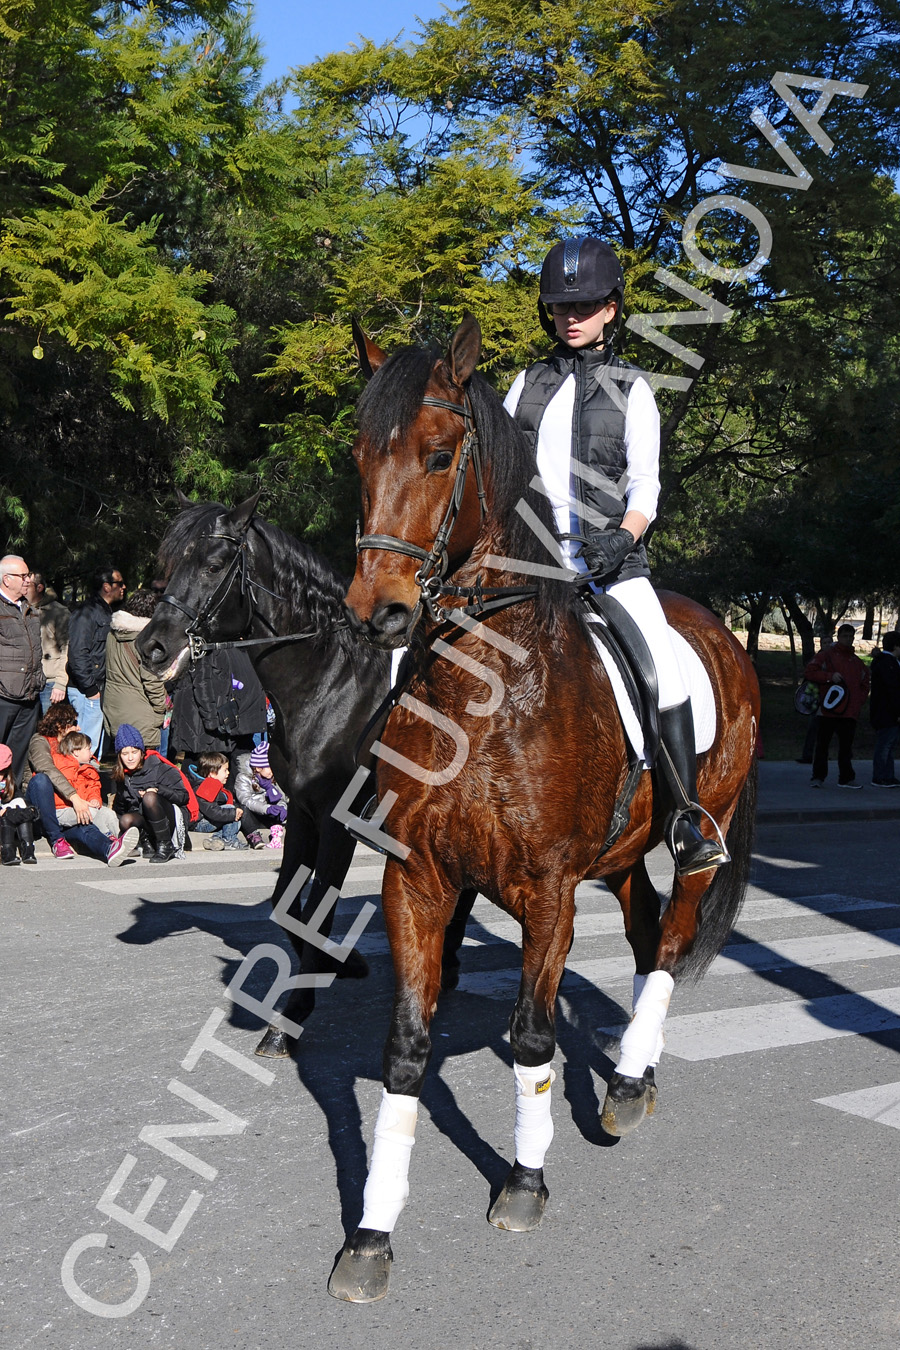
left=359, top=1090, right=419, bottom=1233
left=617, top=970, right=675, bottom=1079
left=513, top=1061, right=556, bottom=1170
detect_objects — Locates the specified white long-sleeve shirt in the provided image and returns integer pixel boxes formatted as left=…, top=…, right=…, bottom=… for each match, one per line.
left=504, top=368, right=661, bottom=570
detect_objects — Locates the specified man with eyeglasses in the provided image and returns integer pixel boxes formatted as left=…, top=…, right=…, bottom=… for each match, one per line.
left=0, top=554, right=46, bottom=785
left=66, top=566, right=127, bottom=757
left=503, top=235, right=727, bottom=879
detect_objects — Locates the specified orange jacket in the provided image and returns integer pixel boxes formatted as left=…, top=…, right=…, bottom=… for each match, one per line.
left=49, top=746, right=102, bottom=809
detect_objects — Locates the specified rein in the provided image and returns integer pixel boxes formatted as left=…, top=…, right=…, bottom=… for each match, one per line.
left=355, top=392, right=535, bottom=622
left=160, top=528, right=344, bottom=663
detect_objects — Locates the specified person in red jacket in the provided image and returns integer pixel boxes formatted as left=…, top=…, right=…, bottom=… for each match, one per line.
left=804, top=623, right=871, bottom=788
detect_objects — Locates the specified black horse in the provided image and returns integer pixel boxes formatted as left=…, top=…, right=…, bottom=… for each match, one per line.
left=137, top=493, right=475, bottom=1056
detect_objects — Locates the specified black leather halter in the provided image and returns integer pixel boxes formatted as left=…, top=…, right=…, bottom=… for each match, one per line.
left=355, top=393, right=487, bottom=615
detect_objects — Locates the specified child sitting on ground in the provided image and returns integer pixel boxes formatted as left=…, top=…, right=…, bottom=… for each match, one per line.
left=235, top=741, right=287, bottom=850
left=52, top=730, right=138, bottom=866
left=194, top=751, right=246, bottom=851
left=0, top=742, right=40, bottom=865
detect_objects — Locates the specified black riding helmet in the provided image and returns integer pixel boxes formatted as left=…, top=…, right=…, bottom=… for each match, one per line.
left=538, top=236, right=625, bottom=344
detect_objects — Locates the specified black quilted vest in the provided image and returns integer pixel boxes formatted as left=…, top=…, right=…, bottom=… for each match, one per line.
left=512, top=345, right=650, bottom=583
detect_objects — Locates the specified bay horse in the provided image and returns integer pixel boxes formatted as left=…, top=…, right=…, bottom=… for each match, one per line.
left=329, top=316, right=759, bottom=1301
left=137, top=494, right=477, bottom=1056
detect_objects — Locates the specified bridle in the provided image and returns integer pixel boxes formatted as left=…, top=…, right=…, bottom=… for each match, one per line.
left=354, top=392, right=490, bottom=619
left=159, top=525, right=331, bottom=664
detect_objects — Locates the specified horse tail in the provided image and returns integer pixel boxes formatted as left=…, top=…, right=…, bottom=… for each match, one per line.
left=676, top=757, right=758, bottom=983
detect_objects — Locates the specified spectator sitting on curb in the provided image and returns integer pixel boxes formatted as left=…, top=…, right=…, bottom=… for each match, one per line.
left=0, top=742, right=39, bottom=865
left=234, top=741, right=287, bottom=850
left=804, top=623, right=870, bottom=789
left=192, top=751, right=247, bottom=851
left=24, top=702, right=96, bottom=861
left=51, top=730, right=138, bottom=866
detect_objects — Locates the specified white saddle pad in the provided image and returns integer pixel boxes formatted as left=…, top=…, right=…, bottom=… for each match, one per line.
left=585, top=615, right=716, bottom=765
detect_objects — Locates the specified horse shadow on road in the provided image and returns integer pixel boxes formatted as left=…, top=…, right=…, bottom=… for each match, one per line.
left=116, top=892, right=632, bottom=1236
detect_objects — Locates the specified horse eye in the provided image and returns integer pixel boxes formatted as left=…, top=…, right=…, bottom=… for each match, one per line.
left=208, top=564, right=223, bottom=575
left=427, top=451, right=454, bottom=473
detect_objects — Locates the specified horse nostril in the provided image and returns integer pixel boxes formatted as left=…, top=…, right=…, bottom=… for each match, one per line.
left=372, top=603, right=413, bottom=640
left=342, top=601, right=363, bottom=634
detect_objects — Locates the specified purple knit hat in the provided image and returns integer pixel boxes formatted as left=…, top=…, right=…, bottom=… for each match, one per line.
left=249, top=742, right=270, bottom=769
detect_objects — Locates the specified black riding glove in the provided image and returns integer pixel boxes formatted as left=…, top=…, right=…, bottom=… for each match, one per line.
left=579, top=528, right=635, bottom=581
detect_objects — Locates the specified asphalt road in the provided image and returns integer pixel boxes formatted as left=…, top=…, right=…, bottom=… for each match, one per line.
left=3, top=811, right=900, bottom=1350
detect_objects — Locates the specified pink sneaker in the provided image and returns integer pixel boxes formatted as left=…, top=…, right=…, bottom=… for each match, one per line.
left=107, top=826, right=140, bottom=868
left=266, top=824, right=285, bottom=850
left=51, top=838, right=75, bottom=860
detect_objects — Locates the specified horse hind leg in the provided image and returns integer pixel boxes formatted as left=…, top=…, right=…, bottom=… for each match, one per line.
left=601, top=860, right=667, bottom=1138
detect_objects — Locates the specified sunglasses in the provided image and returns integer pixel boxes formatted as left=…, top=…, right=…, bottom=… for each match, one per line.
left=548, top=300, right=611, bottom=317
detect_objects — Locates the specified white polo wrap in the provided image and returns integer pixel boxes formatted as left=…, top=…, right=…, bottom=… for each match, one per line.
left=359, top=1089, right=419, bottom=1234
left=513, top=1061, right=556, bottom=1170
left=616, top=969, right=675, bottom=1079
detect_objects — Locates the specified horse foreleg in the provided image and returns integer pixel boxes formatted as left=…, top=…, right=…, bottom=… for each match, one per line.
left=255, top=812, right=363, bottom=1059
left=328, top=863, right=453, bottom=1304
left=601, top=861, right=666, bottom=1136
left=488, top=889, right=574, bottom=1234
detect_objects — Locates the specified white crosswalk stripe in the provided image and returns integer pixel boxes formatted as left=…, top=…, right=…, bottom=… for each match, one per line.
left=76, top=846, right=900, bottom=1118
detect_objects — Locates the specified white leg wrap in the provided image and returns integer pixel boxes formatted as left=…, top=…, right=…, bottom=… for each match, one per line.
left=617, top=970, right=674, bottom=1079
left=631, top=973, right=664, bottom=1068
left=359, top=1090, right=418, bottom=1234
left=513, top=1061, right=556, bottom=1170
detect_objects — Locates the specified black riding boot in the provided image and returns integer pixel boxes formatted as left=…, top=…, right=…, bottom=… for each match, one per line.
left=17, top=818, right=37, bottom=864
left=146, top=811, right=177, bottom=865
left=657, top=702, right=730, bottom=877
left=1, top=817, right=20, bottom=866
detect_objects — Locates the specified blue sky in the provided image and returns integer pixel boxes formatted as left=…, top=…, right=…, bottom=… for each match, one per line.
left=250, top=0, right=452, bottom=80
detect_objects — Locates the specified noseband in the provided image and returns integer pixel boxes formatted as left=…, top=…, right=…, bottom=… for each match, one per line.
left=355, top=393, right=487, bottom=617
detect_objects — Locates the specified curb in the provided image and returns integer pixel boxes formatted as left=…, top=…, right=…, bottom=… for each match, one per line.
left=757, top=807, right=900, bottom=825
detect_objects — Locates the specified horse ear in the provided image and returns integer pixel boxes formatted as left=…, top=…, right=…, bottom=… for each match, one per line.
left=227, top=491, right=262, bottom=535
left=353, top=318, right=387, bottom=381
left=175, top=488, right=193, bottom=508
left=447, top=313, right=482, bottom=388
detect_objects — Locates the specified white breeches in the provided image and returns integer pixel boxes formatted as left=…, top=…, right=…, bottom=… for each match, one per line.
left=604, top=576, right=688, bottom=710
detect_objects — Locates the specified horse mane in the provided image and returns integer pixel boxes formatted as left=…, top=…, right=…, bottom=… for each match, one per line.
left=357, top=348, right=576, bottom=629
left=157, top=500, right=353, bottom=640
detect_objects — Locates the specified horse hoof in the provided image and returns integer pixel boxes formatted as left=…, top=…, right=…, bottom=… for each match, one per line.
left=487, top=1162, right=549, bottom=1232
left=327, top=1229, right=393, bottom=1303
left=254, top=1026, right=292, bottom=1058
left=440, top=961, right=460, bottom=992
left=601, top=1070, right=655, bottom=1137
left=332, top=947, right=369, bottom=980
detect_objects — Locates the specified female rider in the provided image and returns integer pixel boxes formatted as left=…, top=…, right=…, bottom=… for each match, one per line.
left=503, top=235, right=727, bottom=877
